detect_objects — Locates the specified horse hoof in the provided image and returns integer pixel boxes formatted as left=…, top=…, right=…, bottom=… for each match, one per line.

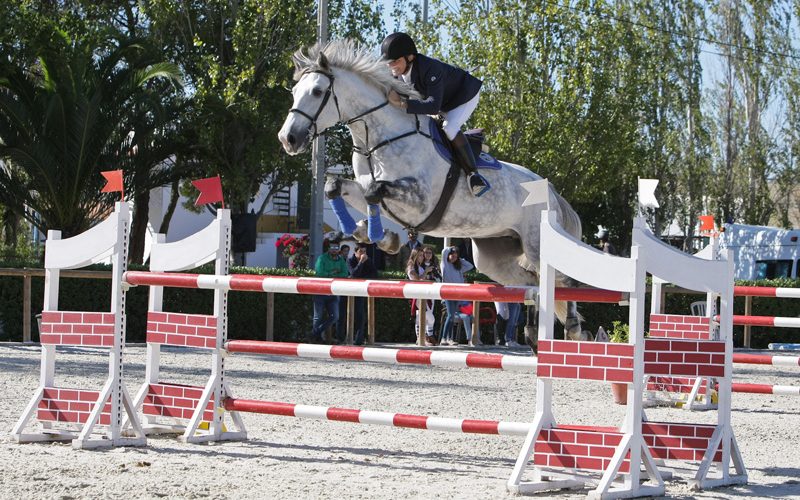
left=324, top=176, right=342, bottom=199
left=352, top=220, right=370, bottom=243
left=377, top=230, right=401, bottom=255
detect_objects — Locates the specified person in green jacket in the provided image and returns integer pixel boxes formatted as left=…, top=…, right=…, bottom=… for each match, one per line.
left=310, top=242, right=349, bottom=343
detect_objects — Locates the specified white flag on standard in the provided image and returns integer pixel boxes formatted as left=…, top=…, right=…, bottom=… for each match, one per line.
left=638, top=178, right=659, bottom=209
left=521, top=179, right=550, bottom=208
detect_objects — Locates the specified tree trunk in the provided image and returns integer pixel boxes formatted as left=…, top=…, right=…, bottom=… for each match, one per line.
left=158, top=180, right=181, bottom=236
left=129, top=190, right=151, bottom=265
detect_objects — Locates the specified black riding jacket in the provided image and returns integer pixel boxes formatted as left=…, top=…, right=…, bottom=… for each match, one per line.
left=403, top=54, right=482, bottom=115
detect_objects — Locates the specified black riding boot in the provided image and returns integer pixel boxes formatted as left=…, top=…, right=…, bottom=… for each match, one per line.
left=451, top=131, right=490, bottom=197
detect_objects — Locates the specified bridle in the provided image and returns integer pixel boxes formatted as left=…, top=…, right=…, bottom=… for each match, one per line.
left=289, top=69, right=433, bottom=155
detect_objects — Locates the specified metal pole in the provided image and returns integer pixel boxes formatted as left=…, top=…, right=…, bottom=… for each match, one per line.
left=23, top=274, right=31, bottom=343
left=422, top=0, right=428, bottom=25
left=309, top=0, right=329, bottom=265
left=743, top=295, right=752, bottom=348
left=266, top=292, right=274, bottom=341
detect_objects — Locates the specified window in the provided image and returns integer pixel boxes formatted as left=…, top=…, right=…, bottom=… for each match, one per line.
left=755, top=260, right=792, bottom=279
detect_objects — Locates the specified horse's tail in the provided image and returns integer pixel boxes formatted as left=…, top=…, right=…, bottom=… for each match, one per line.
left=554, top=300, right=583, bottom=327
left=554, top=191, right=582, bottom=239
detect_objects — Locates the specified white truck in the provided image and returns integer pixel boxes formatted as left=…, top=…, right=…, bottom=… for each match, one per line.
left=717, top=223, right=800, bottom=280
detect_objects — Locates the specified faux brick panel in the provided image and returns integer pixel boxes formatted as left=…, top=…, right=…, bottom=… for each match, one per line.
left=649, top=314, right=711, bottom=340
left=538, top=340, right=634, bottom=383
left=642, top=421, right=721, bottom=463
left=532, top=426, right=630, bottom=472
left=646, top=376, right=709, bottom=395
left=40, top=310, right=116, bottom=347
left=146, top=311, right=218, bottom=348
left=644, top=339, right=726, bottom=380
left=37, top=387, right=112, bottom=425
left=142, top=383, right=215, bottom=422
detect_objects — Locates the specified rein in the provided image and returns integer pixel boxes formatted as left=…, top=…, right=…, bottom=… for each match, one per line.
left=292, top=69, right=455, bottom=233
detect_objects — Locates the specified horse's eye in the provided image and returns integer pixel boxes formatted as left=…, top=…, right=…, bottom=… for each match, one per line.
left=312, top=88, right=323, bottom=97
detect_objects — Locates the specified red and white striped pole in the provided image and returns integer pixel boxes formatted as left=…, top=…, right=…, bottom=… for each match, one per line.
left=710, top=314, right=800, bottom=328
left=716, top=382, right=800, bottom=397
left=226, top=341, right=538, bottom=372
left=730, top=315, right=800, bottom=328
left=732, top=353, right=800, bottom=368
left=123, top=272, right=626, bottom=304
left=223, top=398, right=531, bottom=436
left=734, top=286, right=800, bottom=298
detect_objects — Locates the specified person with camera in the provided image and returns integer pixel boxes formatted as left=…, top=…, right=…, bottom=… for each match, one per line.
left=345, top=242, right=378, bottom=345
left=406, top=246, right=440, bottom=346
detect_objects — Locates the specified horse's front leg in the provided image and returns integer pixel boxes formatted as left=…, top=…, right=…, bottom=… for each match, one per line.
left=326, top=176, right=401, bottom=254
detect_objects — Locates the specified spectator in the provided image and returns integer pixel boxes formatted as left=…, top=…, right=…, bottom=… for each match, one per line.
left=398, top=229, right=423, bottom=270
left=344, top=242, right=377, bottom=345
left=595, top=226, right=617, bottom=255
left=495, top=302, right=523, bottom=348
left=406, top=246, right=439, bottom=346
left=366, top=242, right=386, bottom=270
left=456, top=302, right=482, bottom=347
left=440, top=246, right=474, bottom=345
left=310, top=241, right=349, bottom=343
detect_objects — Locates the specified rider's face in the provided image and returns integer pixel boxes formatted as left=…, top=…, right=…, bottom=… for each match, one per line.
left=387, top=57, right=408, bottom=77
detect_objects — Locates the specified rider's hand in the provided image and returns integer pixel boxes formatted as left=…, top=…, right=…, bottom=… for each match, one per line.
left=387, top=89, right=407, bottom=109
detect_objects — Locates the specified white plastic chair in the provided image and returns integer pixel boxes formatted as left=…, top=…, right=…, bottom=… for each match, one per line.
left=690, top=301, right=707, bottom=316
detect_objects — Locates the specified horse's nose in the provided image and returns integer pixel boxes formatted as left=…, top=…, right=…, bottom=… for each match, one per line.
left=286, top=133, right=296, bottom=146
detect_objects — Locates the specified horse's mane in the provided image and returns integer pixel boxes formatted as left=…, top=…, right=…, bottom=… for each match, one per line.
left=292, top=39, right=422, bottom=100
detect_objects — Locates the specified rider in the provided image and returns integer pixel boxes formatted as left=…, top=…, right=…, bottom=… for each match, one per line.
left=381, top=32, right=490, bottom=197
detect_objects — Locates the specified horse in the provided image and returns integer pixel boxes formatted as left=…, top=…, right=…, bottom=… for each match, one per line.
left=278, top=40, right=590, bottom=342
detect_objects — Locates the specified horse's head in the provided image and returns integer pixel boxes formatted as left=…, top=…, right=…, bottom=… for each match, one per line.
left=278, top=51, right=340, bottom=155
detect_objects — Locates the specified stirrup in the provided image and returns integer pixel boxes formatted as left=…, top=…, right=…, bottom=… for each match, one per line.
left=468, top=173, right=490, bottom=197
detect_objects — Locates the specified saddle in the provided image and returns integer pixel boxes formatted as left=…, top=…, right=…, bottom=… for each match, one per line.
left=464, top=128, right=489, bottom=157
left=429, top=119, right=501, bottom=170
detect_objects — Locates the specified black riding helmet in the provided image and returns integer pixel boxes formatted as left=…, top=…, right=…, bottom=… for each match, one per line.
left=381, top=32, right=417, bottom=61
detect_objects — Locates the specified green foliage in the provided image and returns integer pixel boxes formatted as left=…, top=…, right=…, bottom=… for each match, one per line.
left=0, top=12, right=182, bottom=237
left=609, top=320, right=630, bottom=343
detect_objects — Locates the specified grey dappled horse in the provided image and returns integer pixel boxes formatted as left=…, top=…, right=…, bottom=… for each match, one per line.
left=278, top=40, right=589, bottom=342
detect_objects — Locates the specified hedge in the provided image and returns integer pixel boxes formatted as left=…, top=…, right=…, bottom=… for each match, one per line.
left=1, top=263, right=798, bottom=349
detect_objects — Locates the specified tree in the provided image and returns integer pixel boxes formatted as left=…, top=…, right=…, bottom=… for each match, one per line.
left=0, top=18, right=182, bottom=238
left=144, top=0, right=318, bottom=220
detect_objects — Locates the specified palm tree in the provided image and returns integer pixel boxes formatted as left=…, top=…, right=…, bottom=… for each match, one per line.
left=0, top=26, right=182, bottom=238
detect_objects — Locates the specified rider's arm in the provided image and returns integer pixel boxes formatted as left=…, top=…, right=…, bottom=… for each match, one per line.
left=405, top=67, right=444, bottom=115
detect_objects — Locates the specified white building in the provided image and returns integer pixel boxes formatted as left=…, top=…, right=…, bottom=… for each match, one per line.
left=147, top=176, right=406, bottom=267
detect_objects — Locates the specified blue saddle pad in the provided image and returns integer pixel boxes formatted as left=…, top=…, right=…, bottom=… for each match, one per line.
left=428, top=120, right=501, bottom=170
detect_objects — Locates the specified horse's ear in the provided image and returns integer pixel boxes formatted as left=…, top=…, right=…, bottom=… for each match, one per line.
left=292, top=56, right=304, bottom=80
left=292, top=50, right=307, bottom=81
left=317, top=51, right=329, bottom=71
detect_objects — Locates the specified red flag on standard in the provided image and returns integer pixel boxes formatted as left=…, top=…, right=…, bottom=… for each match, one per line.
left=699, top=215, right=715, bottom=232
left=101, top=170, right=124, bottom=200
left=192, top=175, right=224, bottom=207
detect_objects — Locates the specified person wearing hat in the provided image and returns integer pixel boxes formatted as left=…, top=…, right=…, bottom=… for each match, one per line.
left=310, top=241, right=349, bottom=343
left=595, top=226, right=617, bottom=255
left=381, top=32, right=490, bottom=197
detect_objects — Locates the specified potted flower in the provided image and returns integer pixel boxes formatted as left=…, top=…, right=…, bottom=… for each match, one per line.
left=609, top=320, right=630, bottom=405
left=275, top=233, right=310, bottom=269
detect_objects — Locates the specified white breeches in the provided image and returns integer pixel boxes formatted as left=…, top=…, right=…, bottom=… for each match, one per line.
left=441, top=91, right=480, bottom=140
